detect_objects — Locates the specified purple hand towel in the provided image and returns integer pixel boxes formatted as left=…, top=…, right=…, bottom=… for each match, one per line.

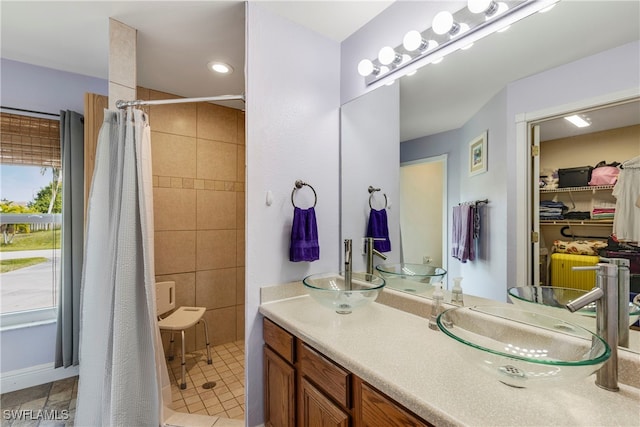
left=452, top=205, right=476, bottom=263
left=367, top=208, right=391, bottom=252
left=289, top=207, right=320, bottom=262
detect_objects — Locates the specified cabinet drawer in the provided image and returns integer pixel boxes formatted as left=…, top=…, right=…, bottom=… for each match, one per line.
left=359, top=381, right=432, bottom=427
left=300, top=343, right=351, bottom=408
left=300, top=377, right=349, bottom=427
left=263, top=318, right=295, bottom=364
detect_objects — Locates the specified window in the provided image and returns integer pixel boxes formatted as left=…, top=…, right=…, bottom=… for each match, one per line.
left=0, top=113, right=61, bottom=324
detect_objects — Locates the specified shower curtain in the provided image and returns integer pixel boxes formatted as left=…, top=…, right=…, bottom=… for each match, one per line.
left=75, top=108, right=170, bottom=426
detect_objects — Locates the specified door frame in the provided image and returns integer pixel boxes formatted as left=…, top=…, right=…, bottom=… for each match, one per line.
left=514, top=88, right=640, bottom=287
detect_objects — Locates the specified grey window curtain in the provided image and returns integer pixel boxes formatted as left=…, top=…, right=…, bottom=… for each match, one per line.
left=55, top=110, right=84, bottom=368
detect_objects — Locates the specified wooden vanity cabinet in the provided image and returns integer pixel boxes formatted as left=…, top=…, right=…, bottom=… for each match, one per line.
left=263, top=317, right=432, bottom=427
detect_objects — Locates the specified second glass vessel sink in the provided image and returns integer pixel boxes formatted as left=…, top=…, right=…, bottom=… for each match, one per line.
left=375, top=263, right=446, bottom=294
left=437, top=305, right=610, bottom=388
left=508, top=286, right=640, bottom=329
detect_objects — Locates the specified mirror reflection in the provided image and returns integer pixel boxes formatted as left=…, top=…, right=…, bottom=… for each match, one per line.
left=340, top=1, right=639, bottom=352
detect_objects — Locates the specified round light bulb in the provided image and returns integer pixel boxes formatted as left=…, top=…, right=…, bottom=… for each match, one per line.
left=357, top=59, right=375, bottom=77
left=432, top=11, right=454, bottom=35
left=378, top=46, right=397, bottom=66
left=208, top=61, right=233, bottom=74
left=468, top=0, right=493, bottom=14
left=403, top=30, right=423, bottom=52
left=426, top=40, right=439, bottom=51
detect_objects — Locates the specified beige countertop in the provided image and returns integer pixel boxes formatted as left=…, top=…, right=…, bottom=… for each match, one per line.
left=259, top=284, right=640, bottom=427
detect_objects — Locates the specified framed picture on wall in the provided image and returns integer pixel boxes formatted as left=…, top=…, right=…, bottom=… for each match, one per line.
left=468, top=131, right=488, bottom=176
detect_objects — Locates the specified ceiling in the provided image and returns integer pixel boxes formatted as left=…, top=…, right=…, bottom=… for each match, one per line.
left=1, top=1, right=638, bottom=140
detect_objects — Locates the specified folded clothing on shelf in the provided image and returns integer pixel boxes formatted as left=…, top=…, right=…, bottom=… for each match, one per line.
left=564, top=211, right=591, bottom=220
left=540, top=200, right=568, bottom=220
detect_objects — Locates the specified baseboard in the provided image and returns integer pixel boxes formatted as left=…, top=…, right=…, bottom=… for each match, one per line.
left=1, top=363, right=79, bottom=394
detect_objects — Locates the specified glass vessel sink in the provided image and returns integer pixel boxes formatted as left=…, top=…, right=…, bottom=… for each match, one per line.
left=437, top=305, right=610, bottom=388
left=375, top=263, right=446, bottom=294
left=508, top=286, right=640, bottom=329
left=302, top=272, right=385, bottom=314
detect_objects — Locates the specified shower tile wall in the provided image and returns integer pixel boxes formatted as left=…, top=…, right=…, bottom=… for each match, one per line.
left=138, top=87, right=245, bottom=353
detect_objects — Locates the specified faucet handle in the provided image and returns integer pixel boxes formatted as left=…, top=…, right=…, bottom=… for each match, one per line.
left=572, top=266, right=599, bottom=271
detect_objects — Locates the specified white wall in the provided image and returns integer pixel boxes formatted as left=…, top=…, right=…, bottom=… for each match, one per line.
left=245, top=3, right=341, bottom=425
left=340, top=84, right=400, bottom=272
left=0, top=59, right=107, bottom=375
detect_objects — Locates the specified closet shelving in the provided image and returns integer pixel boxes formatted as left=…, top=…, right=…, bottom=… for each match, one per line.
left=539, top=184, right=615, bottom=194
left=539, top=184, right=615, bottom=226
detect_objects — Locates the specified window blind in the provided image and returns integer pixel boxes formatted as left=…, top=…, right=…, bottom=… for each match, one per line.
left=0, top=112, right=61, bottom=167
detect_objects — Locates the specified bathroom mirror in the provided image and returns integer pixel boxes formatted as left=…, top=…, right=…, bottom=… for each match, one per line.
left=340, top=1, right=640, bottom=352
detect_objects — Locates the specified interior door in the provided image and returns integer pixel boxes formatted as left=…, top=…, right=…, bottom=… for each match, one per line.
left=531, top=124, right=541, bottom=286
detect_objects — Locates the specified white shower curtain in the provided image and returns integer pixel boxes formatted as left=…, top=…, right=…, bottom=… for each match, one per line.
left=75, top=108, right=170, bottom=426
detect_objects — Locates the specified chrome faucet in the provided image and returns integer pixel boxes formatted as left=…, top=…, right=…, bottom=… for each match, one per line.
left=344, top=239, right=352, bottom=290
left=365, top=237, right=387, bottom=275
left=565, top=262, right=622, bottom=392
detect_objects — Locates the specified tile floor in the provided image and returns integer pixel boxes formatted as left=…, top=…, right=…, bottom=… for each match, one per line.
left=0, top=340, right=245, bottom=426
left=167, top=340, right=245, bottom=420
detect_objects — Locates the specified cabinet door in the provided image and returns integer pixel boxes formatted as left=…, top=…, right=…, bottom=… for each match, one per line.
left=300, top=378, right=349, bottom=427
left=264, top=346, right=296, bottom=427
left=356, top=379, right=431, bottom=427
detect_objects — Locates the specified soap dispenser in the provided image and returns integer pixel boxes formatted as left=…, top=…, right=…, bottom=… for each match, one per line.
left=451, top=277, right=464, bottom=306
left=428, top=283, right=444, bottom=331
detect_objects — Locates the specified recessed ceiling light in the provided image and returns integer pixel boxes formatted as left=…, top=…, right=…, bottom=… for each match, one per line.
left=564, top=114, right=591, bottom=128
left=207, top=61, right=233, bottom=74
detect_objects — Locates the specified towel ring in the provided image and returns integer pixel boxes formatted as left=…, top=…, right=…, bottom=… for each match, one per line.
left=368, top=186, right=388, bottom=209
left=291, top=180, right=317, bottom=208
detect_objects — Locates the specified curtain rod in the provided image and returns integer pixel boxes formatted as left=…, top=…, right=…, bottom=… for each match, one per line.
left=1, top=106, right=60, bottom=118
left=115, top=94, right=245, bottom=110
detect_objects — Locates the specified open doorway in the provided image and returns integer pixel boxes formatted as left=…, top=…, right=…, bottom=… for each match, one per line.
left=399, top=155, right=448, bottom=285
left=527, top=98, right=640, bottom=289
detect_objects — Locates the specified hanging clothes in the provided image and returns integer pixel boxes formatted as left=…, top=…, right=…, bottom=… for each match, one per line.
left=75, top=109, right=170, bottom=426
left=613, top=155, right=640, bottom=242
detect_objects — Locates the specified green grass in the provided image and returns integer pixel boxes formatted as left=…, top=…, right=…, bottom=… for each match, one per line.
left=0, top=229, right=61, bottom=251
left=0, top=257, right=48, bottom=273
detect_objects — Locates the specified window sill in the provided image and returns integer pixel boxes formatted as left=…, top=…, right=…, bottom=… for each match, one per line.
left=0, top=308, right=57, bottom=331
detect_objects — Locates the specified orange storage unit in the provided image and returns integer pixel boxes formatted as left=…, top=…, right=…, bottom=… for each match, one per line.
left=550, top=253, right=599, bottom=291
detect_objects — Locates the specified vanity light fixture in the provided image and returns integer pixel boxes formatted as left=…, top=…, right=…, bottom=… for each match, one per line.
left=357, top=0, right=560, bottom=86
left=208, top=61, right=233, bottom=74
left=564, top=114, right=591, bottom=128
